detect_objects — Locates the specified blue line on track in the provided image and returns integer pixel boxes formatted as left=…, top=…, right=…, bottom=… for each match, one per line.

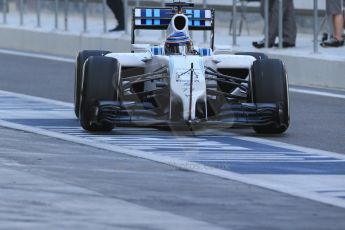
left=2, top=91, right=345, bottom=209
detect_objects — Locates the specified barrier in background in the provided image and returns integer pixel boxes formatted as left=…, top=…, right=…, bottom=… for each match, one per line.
left=0, top=0, right=333, bottom=53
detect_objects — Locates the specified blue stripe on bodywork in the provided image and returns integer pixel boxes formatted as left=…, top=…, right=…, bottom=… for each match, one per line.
left=194, top=20, right=200, bottom=26
left=186, top=9, right=193, bottom=26
left=194, top=10, right=201, bottom=18
left=154, top=9, right=160, bottom=25
left=146, top=9, right=153, bottom=25
left=201, top=10, right=206, bottom=19
left=146, top=9, right=152, bottom=17
left=136, top=9, right=210, bottom=27
left=141, top=9, right=146, bottom=17
left=154, top=9, right=160, bottom=17
left=193, top=10, right=201, bottom=26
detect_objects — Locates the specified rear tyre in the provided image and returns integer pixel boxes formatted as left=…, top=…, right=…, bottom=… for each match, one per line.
left=79, top=56, right=119, bottom=132
left=251, top=59, right=289, bottom=134
left=74, top=50, right=110, bottom=118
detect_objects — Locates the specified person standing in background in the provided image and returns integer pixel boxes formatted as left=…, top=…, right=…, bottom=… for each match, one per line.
left=321, top=0, right=344, bottom=47
left=107, top=0, right=125, bottom=32
left=252, top=0, right=297, bottom=48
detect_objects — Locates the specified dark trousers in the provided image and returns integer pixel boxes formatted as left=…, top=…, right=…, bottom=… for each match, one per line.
left=260, top=0, right=297, bottom=44
left=107, top=0, right=125, bottom=29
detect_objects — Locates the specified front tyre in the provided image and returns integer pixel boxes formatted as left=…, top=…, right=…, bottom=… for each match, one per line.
left=79, top=56, right=119, bottom=132
left=74, top=50, right=110, bottom=118
left=251, top=59, right=290, bottom=134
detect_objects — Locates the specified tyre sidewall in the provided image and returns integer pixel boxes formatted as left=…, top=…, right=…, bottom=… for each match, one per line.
left=79, top=56, right=119, bottom=131
left=74, top=50, right=110, bottom=118
left=251, top=59, right=290, bottom=133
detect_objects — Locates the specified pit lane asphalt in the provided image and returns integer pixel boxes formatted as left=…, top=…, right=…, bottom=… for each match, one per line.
left=1, top=52, right=345, bottom=229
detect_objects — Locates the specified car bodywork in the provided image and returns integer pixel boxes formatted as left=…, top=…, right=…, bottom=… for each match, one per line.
left=75, top=1, right=289, bottom=133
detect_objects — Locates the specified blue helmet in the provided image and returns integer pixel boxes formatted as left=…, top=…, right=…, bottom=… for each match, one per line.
left=165, top=32, right=193, bottom=55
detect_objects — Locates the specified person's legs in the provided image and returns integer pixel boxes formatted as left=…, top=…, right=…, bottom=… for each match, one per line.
left=282, top=0, right=297, bottom=46
left=253, top=0, right=277, bottom=48
left=333, top=14, right=344, bottom=41
left=113, top=0, right=125, bottom=29
left=322, top=0, right=344, bottom=47
left=267, top=0, right=279, bottom=44
left=107, top=0, right=125, bottom=31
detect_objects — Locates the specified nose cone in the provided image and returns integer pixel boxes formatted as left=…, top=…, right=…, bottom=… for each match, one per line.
left=169, top=56, right=207, bottom=121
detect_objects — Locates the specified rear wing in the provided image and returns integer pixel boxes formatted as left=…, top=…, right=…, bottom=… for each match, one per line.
left=131, top=7, right=215, bottom=49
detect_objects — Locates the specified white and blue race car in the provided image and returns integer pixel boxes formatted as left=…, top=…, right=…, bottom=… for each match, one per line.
left=74, top=1, right=289, bottom=134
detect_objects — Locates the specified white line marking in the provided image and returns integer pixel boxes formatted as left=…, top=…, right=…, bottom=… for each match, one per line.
left=227, top=133, right=345, bottom=160
left=0, top=90, right=73, bottom=107
left=290, top=87, right=345, bottom=99
left=1, top=119, right=345, bottom=209
left=0, top=49, right=74, bottom=63
left=1, top=90, right=345, bottom=209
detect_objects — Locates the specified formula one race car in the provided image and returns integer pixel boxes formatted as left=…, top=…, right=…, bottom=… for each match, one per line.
left=74, top=1, right=289, bottom=134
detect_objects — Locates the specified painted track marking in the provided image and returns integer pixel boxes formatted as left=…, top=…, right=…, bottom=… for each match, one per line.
left=290, top=87, right=345, bottom=99
left=1, top=90, right=345, bottom=209
left=0, top=49, right=74, bottom=63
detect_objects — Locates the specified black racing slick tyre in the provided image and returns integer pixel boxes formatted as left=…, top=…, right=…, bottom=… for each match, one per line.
left=79, top=56, right=119, bottom=132
left=235, top=52, right=268, bottom=60
left=251, top=59, right=290, bottom=134
left=74, top=50, right=110, bottom=118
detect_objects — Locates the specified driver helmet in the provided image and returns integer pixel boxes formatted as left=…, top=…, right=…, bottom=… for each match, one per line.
left=165, top=32, right=193, bottom=55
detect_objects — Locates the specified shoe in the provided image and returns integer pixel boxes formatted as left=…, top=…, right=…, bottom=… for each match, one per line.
left=252, top=39, right=273, bottom=49
left=322, top=33, right=328, bottom=42
left=320, top=38, right=344, bottom=47
left=108, top=26, right=125, bottom=32
left=274, top=42, right=296, bottom=48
